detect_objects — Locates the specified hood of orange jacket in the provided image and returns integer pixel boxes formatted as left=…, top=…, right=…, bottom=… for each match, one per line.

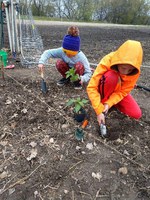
left=110, top=40, right=143, bottom=75
left=87, top=40, right=143, bottom=115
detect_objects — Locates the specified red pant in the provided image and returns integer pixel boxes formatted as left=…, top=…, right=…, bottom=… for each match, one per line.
left=56, top=60, right=84, bottom=78
left=99, top=70, right=142, bottom=119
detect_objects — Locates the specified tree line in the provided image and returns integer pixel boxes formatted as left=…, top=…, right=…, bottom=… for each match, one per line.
left=20, top=0, right=150, bottom=25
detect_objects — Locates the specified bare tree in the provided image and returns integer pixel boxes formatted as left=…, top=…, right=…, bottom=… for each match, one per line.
left=51, top=0, right=64, bottom=19
left=62, top=0, right=78, bottom=19
left=53, top=0, right=94, bottom=21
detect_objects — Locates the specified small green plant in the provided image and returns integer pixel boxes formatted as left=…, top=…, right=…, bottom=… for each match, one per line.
left=66, top=97, right=88, bottom=113
left=65, top=68, right=79, bottom=82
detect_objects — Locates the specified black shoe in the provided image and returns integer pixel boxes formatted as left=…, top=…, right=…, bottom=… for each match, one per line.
left=57, top=77, right=70, bottom=86
left=73, top=81, right=82, bottom=90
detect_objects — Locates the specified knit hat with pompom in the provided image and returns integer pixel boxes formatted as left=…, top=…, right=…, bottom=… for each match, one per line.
left=62, top=26, right=80, bottom=51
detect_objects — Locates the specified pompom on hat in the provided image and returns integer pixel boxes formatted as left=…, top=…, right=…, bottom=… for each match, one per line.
left=62, top=34, right=80, bottom=51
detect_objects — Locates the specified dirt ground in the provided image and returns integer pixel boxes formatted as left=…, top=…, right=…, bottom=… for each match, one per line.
left=0, top=22, right=150, bottom=200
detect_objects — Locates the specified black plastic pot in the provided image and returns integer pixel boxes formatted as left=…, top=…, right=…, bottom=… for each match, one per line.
left=74, top=108, right=86, bottom=122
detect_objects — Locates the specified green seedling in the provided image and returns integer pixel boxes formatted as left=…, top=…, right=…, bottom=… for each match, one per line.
left=66, top=97, right=88, bottom=113
left=65, top=68, right=79, bottom=82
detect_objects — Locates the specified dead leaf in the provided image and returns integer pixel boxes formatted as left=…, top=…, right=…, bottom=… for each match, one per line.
left=118, top=167, right=128, bottom=175
left=26, top=149, right=38, bottom=161
left=123, top=150, right=130, bottom=156
left=86, top=143, right=94, bottom=150
left=21, top=108, right=28, bottom=114
left=61, top=124, right=69, bottom=129
left=49, top=138, right=54, bottom=143
left=116, top=138, right=123, bottom=144
left=76, top=146, right=81, bottom=150
left=11, top=113, right=18, bottom=118
left=92, top=172, right=102, bottom=181
left=5, top=99, right=12, bottom=105
left=29, top=141, right=37, bottom=148
left=0, top=141, right=8, bottom=146
left=64, top=189, right=69, bottom=194
left=0, top=171, right=8, bottom=179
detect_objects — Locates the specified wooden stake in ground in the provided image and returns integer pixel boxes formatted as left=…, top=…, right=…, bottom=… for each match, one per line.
left=0, top=56, right=5, bottom=80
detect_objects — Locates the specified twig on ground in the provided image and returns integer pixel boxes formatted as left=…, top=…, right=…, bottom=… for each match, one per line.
left=43, top=184, right=59, bottom=190
left=38, top=192, right=44, bottom=200
left=79, top=191, right=93, bottom=199
left=94, top=189, right=101, bottom=200
left=66, top=160, right=83, bottom=174
left=72, top=156, right=83, bottom=161
left=139, top=186, right=150, bottom=190
left=72, top=190, right=75, bottom=200
left=142, top=171, right=149, bottom=179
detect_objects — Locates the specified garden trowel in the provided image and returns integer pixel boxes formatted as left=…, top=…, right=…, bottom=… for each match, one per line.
left=75, top=119, right=88, bottom=141
left=41, top=71, right=47, bottom=93
left=99, top=112, right=109, bottom=138
left=100, top=124, right=108, bottom=138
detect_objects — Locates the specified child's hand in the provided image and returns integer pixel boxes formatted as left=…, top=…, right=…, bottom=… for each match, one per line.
left=97, top=104, right=109, bottom=125
left=97, top=113, right=105, bottom=125
left=79, top=76, right=83, bottom=85
left=103, top=103, right=109, bottom=114
left=38, top=64, right=44, bottom=73
left=79, top=80, right=83, bottom=85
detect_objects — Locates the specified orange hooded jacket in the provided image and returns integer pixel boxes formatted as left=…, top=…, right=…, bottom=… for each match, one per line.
left=87, top=40, right=143, bottom=115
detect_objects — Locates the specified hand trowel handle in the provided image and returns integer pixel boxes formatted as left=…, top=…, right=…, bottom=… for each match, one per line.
left=81, top=119, right=88, bottom=129
left=41, top=71, right=44, bottom=79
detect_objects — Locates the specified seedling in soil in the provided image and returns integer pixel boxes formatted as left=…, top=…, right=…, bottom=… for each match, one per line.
left=67, top=97, right=89, bottom=122
left=66, top=97, right=88, bottom=113
left=65, top=68, right=79, bottom=82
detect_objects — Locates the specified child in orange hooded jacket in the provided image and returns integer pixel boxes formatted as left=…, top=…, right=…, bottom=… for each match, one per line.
left=87, top=40, right=143, bottom=126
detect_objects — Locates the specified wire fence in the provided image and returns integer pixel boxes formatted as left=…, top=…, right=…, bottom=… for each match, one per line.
left=1, top=1, right=43, bottom=68
left=19, top=6, right=44, bottom=67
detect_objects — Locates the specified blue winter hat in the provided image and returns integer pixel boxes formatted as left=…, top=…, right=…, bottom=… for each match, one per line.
left=62, top=35, right=80, bottom=51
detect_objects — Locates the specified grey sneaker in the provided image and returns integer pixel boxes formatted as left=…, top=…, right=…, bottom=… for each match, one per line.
left=73, top=81, right=82, bottom=90
left=57, top=78, right=70, bottom=86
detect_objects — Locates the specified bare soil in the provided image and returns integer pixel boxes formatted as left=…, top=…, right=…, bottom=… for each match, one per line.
left=0, top=22, right=150, bottom=200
